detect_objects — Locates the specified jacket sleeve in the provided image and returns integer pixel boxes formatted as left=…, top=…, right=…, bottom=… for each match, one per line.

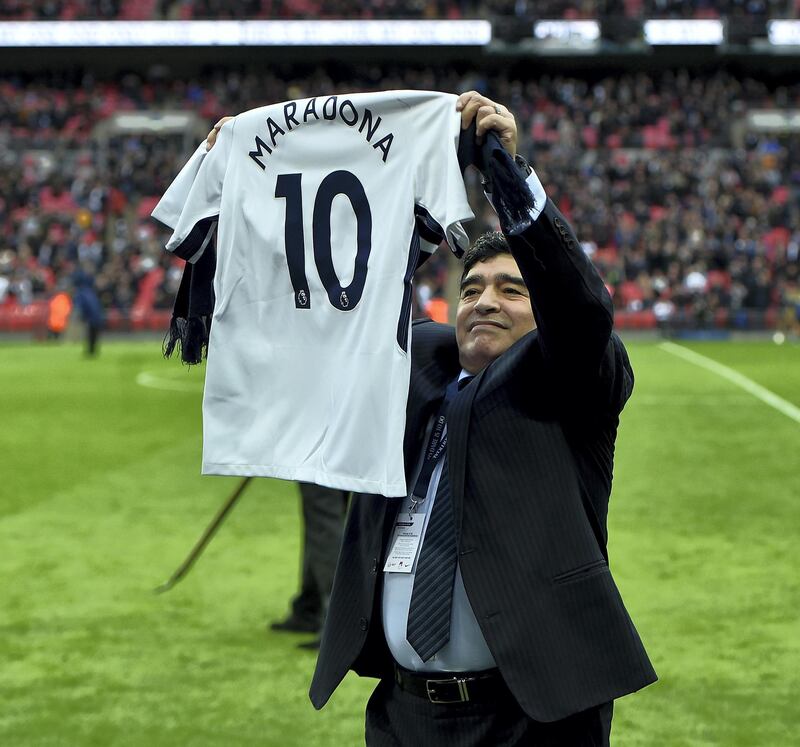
left=505, top=192, right=632, bottom=418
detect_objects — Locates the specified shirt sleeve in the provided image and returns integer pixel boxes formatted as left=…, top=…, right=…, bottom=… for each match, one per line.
left=151, top=119, right=234, bottom=263
left=413, top=94, right=474, bottom=258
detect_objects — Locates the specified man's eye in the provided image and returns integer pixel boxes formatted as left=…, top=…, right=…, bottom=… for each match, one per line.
left=462, top=288, right=479, bottom=298
left=503, top=287, right=522, bottom=295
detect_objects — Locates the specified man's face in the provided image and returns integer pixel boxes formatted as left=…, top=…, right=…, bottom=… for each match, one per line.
left=456, top=253, right=536, bottom=374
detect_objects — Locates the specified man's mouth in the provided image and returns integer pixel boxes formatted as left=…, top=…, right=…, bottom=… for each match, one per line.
left=470, top=320, right=505, bottom=331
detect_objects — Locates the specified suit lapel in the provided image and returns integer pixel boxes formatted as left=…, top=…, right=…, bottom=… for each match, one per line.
left=447, top=367, right=485, bottom=540
left=404, top=322, right=460, bottom=488
left=403, top=382, right=441, bottom=487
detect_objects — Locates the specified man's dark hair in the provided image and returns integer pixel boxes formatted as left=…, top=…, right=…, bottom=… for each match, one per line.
left=461, top=231, right=512, bottom=281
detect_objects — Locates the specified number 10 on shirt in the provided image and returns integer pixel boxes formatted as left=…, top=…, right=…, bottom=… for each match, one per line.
left=276, top=170, right=372, bottom=312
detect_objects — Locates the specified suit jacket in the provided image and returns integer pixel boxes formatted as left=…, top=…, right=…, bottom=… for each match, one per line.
left=309, top=198, right=657, bottom=722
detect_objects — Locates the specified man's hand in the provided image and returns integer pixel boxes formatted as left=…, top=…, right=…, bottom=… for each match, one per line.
left=456, top=91, right=517, bottom=159
left=206, top=117, right=234, bottom=151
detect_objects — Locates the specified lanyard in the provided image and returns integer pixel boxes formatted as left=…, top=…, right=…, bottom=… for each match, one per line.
left=408, top=379, right=459, bottom=514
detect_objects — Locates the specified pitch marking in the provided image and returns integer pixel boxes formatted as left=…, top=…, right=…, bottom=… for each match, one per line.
left=635, top=394, right=754, bottom=406
left=136, top=370, right=203, bottom=393
left=659, top=341, right=800, bottom=425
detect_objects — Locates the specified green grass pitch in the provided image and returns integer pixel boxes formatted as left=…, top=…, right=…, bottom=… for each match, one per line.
left=1, top=338, right=798, bottom=746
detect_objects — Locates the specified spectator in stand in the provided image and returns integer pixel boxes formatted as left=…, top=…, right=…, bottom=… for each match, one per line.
left=1, top=67, right=798, bottom=335
left=4, top=0, right=799, bottom=21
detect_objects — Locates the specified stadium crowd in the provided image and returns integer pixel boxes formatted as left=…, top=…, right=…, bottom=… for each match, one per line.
left=1, top=0, right=798, bottom=20
left=1, top=66, right=799, bottom=333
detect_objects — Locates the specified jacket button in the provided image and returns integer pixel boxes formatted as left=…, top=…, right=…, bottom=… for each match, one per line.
left=359, top=617, right=368, bottom=631
left=371, top=558, right=378, bottom=573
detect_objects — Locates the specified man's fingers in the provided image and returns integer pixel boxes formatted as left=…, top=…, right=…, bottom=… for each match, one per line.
left=455, top=90, right=482, bottom=111
left=475, top=106, right=514, bottom=136
left=459, top=98, right=484, bottom=130
left=474, top=105, right=518, bottom=158
left=457, top=91, right=496, bottom=130
left=205, top=116, right=234, bottom=151
left=457, top=92, right=512, bottom=133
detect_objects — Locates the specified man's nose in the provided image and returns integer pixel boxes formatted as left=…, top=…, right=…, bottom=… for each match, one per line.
left=475, top=287, right=501, bottom=312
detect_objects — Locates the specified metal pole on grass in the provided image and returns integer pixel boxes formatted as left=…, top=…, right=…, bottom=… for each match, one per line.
left=154, top=476, right=253, bottom=594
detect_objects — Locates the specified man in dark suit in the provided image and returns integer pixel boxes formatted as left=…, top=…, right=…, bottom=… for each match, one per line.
left=309, top=91, right=657, bottom=745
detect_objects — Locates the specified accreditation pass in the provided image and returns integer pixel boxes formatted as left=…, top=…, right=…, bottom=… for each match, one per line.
left=383, top=510, right=425, bottom=573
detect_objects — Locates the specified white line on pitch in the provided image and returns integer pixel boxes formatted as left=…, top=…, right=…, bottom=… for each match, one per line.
left=135, top=370, right=203, bottom=393
left=659, top=341, right=800, bottom=425
left=634, top=394, right=754, bottom=406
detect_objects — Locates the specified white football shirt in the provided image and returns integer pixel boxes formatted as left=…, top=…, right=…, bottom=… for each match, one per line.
left=152, top=90, right=473, bottom=496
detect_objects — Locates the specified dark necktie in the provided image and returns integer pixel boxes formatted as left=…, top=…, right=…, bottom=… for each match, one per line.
left=406, top=376, right=472, bottom=661
left=406, top=453, right=457, bottom=662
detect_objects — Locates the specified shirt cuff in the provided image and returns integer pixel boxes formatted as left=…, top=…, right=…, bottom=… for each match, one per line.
left=524, top=166, right=547, bottom=222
